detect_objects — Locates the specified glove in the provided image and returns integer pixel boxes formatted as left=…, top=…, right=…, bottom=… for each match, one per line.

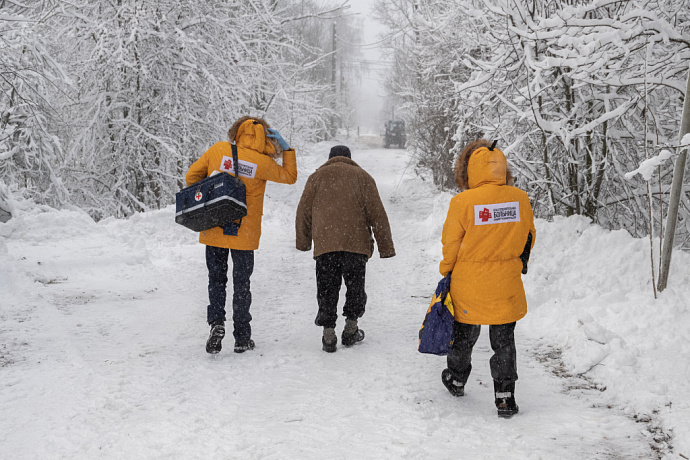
left=266, top=128, right=290, bottom=150
left=519, top=232, right=533, bottom=274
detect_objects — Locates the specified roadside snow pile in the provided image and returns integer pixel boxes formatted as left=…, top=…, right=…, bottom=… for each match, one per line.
left=523, top=215, right=690, bottom=453
left=0, top=205, right=95, bottom=304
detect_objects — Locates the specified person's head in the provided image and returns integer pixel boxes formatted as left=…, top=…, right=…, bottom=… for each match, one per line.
left=329, top=145, right=351, bottom=159
left=228, top=116, right=281, bottom=157
left=454, top=139, right=514, bottom=190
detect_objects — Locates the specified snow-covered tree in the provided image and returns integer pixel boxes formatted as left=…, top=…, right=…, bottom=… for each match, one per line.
left=0, top=1, right=70, bottom=210
left=0, top=0, right=352, bottom=219
left=375, top=0, right=471, bottom=190
left=284, top=1, right=365, bottom=140
left=376, top=0, right=690, bottom=240
left=54, top=0, right=334, bottom=218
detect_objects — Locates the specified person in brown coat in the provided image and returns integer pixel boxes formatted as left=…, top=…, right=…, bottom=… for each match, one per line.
left=296, top=145, right=395, bottom=352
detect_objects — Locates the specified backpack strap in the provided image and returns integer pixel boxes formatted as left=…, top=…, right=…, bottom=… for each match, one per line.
left=222, top=143, right=243, bottom=236
left=231, top=143, right=240, bottom=178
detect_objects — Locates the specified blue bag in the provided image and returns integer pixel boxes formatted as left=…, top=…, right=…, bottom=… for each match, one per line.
left=175, top=144, right=247, bottom=232
left=418, top=274, right=455, bottom=356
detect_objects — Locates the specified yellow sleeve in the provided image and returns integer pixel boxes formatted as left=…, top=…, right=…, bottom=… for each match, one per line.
left=185, top=148, right=212, bottom=186
left=523, top=195, right=536, bottom=248
left=440, top=196, right=465, bottom=276
left=255, top=149, right=297, bottom=184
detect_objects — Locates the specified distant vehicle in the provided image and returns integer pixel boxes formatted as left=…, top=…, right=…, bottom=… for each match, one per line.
left=383, top=119, right=406, bottom=148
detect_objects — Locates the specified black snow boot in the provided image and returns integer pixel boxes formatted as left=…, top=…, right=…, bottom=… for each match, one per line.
left=441, top=369, right=465, bottom=397
left=495, top=394, right=519, bottom=418
left=206, top=321, right=225, bottom=354
left=494, top=381, right=519, bottom=418
left=341, top=318, right=365, bottom=347
left=234, top=339, right=255, bottom=353
left=322, top=328, right=337, bottom=353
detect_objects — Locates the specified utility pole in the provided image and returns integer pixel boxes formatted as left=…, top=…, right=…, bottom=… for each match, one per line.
left=657, top=64, right=690, bottom=292
left=330, top=21, right=337, bottom=139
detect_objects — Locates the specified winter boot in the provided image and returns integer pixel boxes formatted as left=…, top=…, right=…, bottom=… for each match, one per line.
left=206, top=320, right=225, bottom=354
left=341, top=318, right=365, bottom=347
left=322, top=327, right=337, bottom=353
left=441, top=368, right=465, bottom=397
left=234, top=339, right=255, bottom=354
left=495, top=393, right=519, bottom=418
left=494, top=381, right=519, bottom=418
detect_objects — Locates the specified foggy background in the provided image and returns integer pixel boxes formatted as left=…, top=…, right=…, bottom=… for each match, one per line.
left=347, top=0, right=389, bottom=136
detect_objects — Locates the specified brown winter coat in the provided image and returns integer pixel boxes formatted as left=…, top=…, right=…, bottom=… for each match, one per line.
left=295, top=156, right=395, bottom=259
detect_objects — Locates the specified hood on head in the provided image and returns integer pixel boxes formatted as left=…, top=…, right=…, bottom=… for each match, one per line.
left=455, top=139, right=514, bottom=190
left=467, top=147, right=508, bottom=189
left=227, top=116, right=279, bottom=157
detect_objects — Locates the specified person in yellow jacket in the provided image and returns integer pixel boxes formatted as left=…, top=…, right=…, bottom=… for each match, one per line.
left=439, top=139, right=535, bottom=418
left=186, top=116, right=297, bottom=354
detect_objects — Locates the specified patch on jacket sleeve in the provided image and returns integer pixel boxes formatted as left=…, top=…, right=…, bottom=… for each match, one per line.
left=220, top=156, right=258, bottom=178
left=474, top=202, right=520, bottom=225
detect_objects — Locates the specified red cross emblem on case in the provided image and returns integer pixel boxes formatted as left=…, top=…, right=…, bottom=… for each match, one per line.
left=195, top=190, right=203, bottom=201
left=479, top=208, right=491, bottom=222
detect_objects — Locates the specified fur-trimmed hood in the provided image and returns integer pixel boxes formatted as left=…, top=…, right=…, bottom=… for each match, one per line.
left=227, top=116, right=283, bottom=158
left=455, top=139, right=514, bottom=190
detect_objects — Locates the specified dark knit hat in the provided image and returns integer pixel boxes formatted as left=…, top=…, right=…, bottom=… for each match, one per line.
left=329, top=145, right=351, bottom=159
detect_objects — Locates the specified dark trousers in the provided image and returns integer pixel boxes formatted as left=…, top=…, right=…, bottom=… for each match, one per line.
left=205, top=245, right=254, bottom=342
left=315, top=251, right=368, bottom=329
left=447, top=321, right=518, bottom=392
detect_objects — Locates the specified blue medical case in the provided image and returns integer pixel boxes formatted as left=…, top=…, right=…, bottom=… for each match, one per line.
left=175, top=144, right=247, bottom=232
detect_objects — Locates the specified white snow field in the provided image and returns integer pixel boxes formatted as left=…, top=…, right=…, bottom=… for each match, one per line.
left=2, top=142, right=690, bottom=459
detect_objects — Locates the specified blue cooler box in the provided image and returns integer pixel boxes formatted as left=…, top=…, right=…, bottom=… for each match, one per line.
left=175, top=172, right=247, bottom=232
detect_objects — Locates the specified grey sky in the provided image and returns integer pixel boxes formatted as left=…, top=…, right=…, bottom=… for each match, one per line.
left=344, top=0, right=389, bottom=134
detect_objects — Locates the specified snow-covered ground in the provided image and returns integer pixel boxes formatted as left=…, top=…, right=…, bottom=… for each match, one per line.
left=1, top=142, right=690, bottom=459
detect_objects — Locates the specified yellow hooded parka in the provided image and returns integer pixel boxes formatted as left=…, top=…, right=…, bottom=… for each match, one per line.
left=185, top=119, right=297, bottom=250
left=440, top=147, right=536, bottom=325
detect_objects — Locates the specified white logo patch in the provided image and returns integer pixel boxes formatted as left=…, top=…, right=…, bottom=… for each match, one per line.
left=474, top=202, right=520, bottom=226
left=220, top=156, right=258, bottom=179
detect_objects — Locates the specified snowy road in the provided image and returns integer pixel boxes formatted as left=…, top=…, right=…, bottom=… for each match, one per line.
left=0, top=142, right=665, bottom=458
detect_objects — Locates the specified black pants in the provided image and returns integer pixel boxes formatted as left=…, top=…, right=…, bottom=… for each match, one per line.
left=447, top=321, right=518, bottom=392
left=315, top=251, right=368, bottom=329
left=205, top=245, right=254, bottom=342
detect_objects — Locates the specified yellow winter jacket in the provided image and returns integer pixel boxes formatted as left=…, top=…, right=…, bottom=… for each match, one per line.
left=440, top=147, right=536, bottom=325
left=185, top=120, right=297, bottom=250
